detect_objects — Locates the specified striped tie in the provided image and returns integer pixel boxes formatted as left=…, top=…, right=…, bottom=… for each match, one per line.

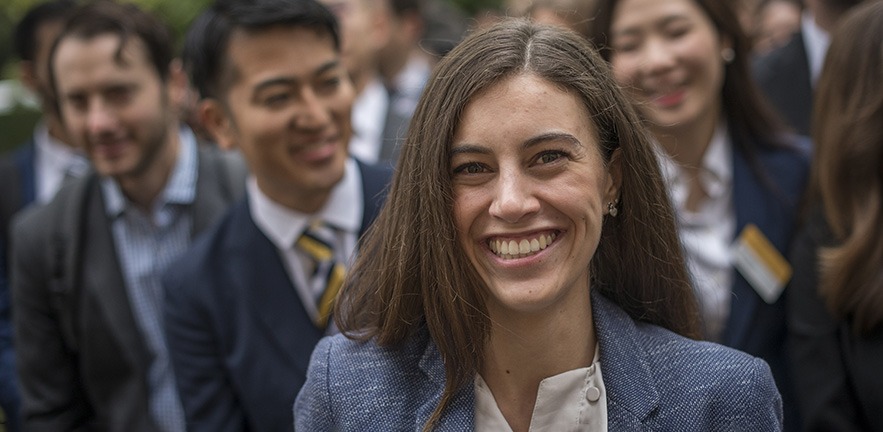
left=296, top=223, right=345, bottom=329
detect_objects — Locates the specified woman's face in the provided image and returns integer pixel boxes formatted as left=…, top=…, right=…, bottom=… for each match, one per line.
left=607, top=0, right=728, bottom=132
left=450, top=73, right=620, bottom=319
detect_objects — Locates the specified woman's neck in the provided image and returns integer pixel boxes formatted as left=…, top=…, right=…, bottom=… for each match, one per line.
left=652, top=115, right=718, bottom=170
left=480, top=300, right=596, bottom=432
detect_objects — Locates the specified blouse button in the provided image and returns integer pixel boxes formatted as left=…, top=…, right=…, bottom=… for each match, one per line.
left=585, top=386, right=601, bottom=402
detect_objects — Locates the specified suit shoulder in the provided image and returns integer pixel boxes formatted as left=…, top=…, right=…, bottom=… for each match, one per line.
left=752, top=33, right=805, bottom=82
left=162, top=200, right=246, bottom=291
left=634, top=324, right=781, bottom=422
left=10, top=177, right=85, bottom=240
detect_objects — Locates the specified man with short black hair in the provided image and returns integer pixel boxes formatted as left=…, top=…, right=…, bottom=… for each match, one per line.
left=163, top=0, right=390, bottom=430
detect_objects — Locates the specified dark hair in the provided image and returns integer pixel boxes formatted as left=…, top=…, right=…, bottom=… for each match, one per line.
left=183, top=0, right=339, bottom=101
left=13, top=0, right=77, bottom=62
left=590, top=0, right=791, bottom=149
left=336, top=19, right=699, bottom=429
left=48, top=0, right=174, bottom=101
left=810, top=0, right=883, bottom=334
left=388, top=0, right=422, bottom=17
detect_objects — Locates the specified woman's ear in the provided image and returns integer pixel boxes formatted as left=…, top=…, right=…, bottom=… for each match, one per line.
left=605, top=148, right=623, bottom=204
left=199, top=99, right=237, bottom=151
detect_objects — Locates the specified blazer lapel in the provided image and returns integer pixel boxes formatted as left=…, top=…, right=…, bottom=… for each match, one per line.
left=415, top=335, right=475, bottom=431
left=82, top=178, right=152, bottom=370
left=231, top=202, right=322, bottom=375
left=192, top=146, right=245, bottom=235
left=723, top=141, right=774, bottom=349
left=592, top=292, right=660, bottom=428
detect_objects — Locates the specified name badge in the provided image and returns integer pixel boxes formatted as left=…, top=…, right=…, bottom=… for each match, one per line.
left=730, top=224, right=792, bottom=304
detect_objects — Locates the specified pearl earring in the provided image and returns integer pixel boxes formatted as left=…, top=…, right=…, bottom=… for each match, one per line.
left=607, top=200, right=619, bottom=217
left=721, top=47, right=735, bottom=63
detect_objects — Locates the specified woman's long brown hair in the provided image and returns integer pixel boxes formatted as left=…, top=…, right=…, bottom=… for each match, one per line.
left=335, top=19, right=699, bottom=429
left=811, top=1, right=883, bottom=335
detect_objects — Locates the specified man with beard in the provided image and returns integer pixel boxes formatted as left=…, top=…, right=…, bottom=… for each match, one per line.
left=10, top=2, right=245, bottom=430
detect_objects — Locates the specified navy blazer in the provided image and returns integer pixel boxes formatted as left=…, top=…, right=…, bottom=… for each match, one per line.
left=163, top=160, right=391, bottom=432
left=295, top=292, right=783, bottom=430
left=722, top=129, right=809, bottom=431
left=0, top=140, right=34, bottom=432
left=753, top=31, right=813, bottom=136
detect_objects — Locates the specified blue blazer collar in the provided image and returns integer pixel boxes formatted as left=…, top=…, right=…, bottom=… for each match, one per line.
left=412, top=291, right=661, bottom=429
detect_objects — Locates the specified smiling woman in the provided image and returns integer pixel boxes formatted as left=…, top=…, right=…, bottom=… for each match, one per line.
left=295, top=18, right=784, bottom=431
left=590, top=0, right=810, bottom=428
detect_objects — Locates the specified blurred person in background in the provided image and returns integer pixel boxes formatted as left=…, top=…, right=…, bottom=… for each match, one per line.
left=10, top=1, right=244, bottom=429
left=0, top=2, right=80, bottom=430
left=752, top=0, right=803, bottom=55
left=377, top=0, right=433, bottom=164
left=320, top=0, right=401, bottom=165
left=590, top=0, right=810, bottom=429
left=164, top=0, right=390, bottom=429
left=753, top=0, right=867, bottom=135
left=787, top=1, right=883, bottom=430
left=505, top=0, right=596, bottom=38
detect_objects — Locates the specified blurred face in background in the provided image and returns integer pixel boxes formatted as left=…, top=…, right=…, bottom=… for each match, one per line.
left=320, top=0, right=390, bottom=91
left=53, top=34, right=177, bottom=183
left=204, top=26, right=355, bottom=213
left=607, top=0, right=729, bottom=134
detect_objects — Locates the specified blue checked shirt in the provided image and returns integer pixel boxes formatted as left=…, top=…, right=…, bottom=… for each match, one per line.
left=100, top=127, right=197, bottom=432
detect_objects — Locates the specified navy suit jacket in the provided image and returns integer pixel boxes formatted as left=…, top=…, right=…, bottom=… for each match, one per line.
left=753, top=31, right=813, bottom=136
left=296, top=292, right=783, bottom=431
left=163, top=160, right=391, bottom=432
left=0, top=140, right=36, bottom=431
left=723, top=129, right=810, bottom=430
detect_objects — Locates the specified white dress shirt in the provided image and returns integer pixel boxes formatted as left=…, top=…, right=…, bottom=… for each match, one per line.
left=656, top=121, right=735, bottom=342
left=474, top=343, right=607, bottom=431
left=801, top=11, right=830, bottom=86
left=248, top=158, right=363, bottom=327
left=348, top=77, right=389, bottom=164
left=33, top=122, right=88, bottom=204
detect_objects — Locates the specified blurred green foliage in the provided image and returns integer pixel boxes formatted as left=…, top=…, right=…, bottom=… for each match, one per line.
left=449, top=0, right=501, bottom=16
left=0, top=0, right=213, bottom=80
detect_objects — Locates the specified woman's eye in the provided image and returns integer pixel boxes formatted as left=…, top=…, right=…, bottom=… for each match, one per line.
left=453, top=162, right=487, bottom=175
left=537, top=151, right=565, bottom=164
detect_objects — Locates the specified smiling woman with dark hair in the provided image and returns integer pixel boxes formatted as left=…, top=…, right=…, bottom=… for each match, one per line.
left=295, top=19, right=783, bottom=431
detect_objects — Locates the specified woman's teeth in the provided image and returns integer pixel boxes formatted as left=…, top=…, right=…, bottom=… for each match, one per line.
left=488, top=233, right=556, bottom=260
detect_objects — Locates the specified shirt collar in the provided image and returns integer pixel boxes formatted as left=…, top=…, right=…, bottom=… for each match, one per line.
left=34, top=121, right=89, bottom=176
left=248, top=157, right=363, bottom=249
left=655, top=119, right=733, bottom=203
left=801, top=11, right=830, bottom=86
left=101, top=126, right=199, bottom=218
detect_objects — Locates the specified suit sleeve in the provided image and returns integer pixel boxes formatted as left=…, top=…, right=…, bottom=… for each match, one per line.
left=294, top=337, right=335, bottom=431
left=163, top=265, right=247, bottom=432
left=739, top=357, right=784, bottom=432
left=786, top=215, right=863, bottom=432
left=10, top=210, right=92, bottom=430
left=0, top=236, right=22, bottom=431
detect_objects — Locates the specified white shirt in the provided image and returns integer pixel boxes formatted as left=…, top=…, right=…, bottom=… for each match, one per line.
left=248, top=158, right=363, bottom=327
left=657, top=121, right=735, bottom=342
left=388, top=54, right=431, bottom=119
left=33, top=122, right=88, bottom=204
left=474, top=343, right=607, bottom=431
left=348, top=77, right=389, bottom=164
left=801, top=11, right=830, bottom=86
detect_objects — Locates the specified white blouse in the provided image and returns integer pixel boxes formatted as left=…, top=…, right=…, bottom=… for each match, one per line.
left=474, top=344, right=607, bottom=431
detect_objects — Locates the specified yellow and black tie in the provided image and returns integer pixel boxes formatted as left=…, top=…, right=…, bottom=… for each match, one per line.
left=296, top=223, right=345, bottom=329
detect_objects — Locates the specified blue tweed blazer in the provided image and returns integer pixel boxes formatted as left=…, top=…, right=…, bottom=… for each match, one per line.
left=295, top=292, right=783, bottom=430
